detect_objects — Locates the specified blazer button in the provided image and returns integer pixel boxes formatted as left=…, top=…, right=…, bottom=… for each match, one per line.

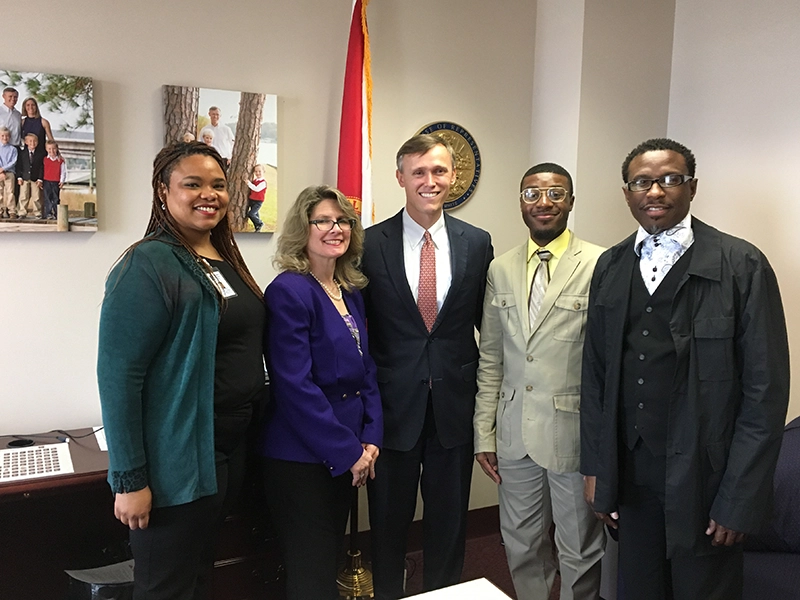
left=573, top=301, right=581, bottom=310
left=355, top=391, right=361, bottom=396
left=525, top=385, right=533, bottom=392
left=501, top=300, right=507, bottom=306
left=526, top=355, right=533, bottom=362
left=330, top=466, right=335, bottom=470
left=342, top=393, right=348, bottom=399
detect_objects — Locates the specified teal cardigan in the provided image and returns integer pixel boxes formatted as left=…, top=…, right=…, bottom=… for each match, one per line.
left=97, top=235, right=220, bottom=508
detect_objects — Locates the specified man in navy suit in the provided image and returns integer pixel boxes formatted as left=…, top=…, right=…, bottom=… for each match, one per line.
left=363, top=134, right=493, bottom=598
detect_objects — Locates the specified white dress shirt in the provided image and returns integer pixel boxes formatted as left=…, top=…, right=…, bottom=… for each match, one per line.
left=0, top=104, right=22, bottom=147
left=199, top=122, right=235, bottom=159
left=402, top=209, right=452, bottom=312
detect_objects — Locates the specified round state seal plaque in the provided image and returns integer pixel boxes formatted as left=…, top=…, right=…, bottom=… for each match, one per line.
left=418, top=121, right=481, bottom=210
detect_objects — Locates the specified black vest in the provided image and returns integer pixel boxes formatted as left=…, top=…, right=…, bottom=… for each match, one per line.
left=620, top=246, right=693, bottom=456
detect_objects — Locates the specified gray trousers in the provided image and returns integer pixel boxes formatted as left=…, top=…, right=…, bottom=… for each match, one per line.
left=498, top=455, right=606, bottom=600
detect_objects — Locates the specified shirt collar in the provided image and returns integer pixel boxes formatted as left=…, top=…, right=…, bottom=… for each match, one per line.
left=634, top=212, right=693, bottom=256
left=527, top=228, right=570, bottom=264
left=403, top=209, right=446, bottom=249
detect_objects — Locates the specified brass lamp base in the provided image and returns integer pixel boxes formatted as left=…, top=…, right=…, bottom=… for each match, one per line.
left=337, top=549, right=374, bottom=599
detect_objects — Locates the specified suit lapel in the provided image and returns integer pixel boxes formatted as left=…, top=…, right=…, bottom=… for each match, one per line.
left=433, top=215, right=467, bottom=332
left=379, top=212, right=428, bottom=330
left=529, top=236, right=582, bottom=339
left=605, top=235, right=637, bottom=327
left=509, top=244, right=531, bottom=338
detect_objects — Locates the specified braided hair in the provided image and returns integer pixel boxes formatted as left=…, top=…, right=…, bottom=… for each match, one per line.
left=119, top=142, right=262, bottom=302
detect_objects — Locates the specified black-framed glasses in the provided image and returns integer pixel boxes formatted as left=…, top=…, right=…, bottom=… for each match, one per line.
left=309, top=218, right=357, bottom=231
left=626, top=174, right=693, bottom=192
left=520, top=186, right=570, bottom=204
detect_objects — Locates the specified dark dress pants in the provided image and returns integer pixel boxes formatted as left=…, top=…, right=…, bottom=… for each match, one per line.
left=368, top=401, right=474, bottom=599
left=129, top=442, right=247, bottom=600
left=262, top=457, right=353, bottom=600
left=618, top=440, right=743, bottom=600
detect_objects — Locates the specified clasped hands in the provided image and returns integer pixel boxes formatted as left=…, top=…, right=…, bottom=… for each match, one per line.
left=350, top=443, right=380, bottom=487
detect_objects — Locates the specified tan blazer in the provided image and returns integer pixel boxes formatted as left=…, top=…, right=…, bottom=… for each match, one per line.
left=474, top=232, right=604, bottom=473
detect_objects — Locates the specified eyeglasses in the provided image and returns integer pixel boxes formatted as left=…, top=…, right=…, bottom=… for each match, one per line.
left=309, top=218, right=357, bottom=231
left=520, top=187, right=570, bottom=204
left=626, top=174, right=693, bottom=192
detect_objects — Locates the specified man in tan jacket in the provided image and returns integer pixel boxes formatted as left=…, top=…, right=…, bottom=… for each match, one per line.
left=474, top=162, right=605, bottom=599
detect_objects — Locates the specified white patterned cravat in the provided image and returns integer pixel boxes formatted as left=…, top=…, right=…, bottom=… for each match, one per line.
left=528, top=250, right=552, bottom=327
left=637, top=224, right=693, bottom=295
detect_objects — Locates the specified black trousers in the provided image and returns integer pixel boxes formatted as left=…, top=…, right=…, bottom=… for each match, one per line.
left=367, top=401, right=474, bottom=599
left=618, top=440, right=743, bottom=600
left=262, top=458, right=353, bottom=600
left=128, top=441, right=247, bottom=600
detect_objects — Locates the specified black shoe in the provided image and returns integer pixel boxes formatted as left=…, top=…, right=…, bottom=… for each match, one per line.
left=254, top=223, right=263, bottom=233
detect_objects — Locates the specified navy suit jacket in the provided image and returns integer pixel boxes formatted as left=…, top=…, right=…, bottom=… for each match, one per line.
left=362, top=211, right=493, bottom=451
left=259, top=272, right=383, bottom=477
left=16, top=147, right=43, bottom=182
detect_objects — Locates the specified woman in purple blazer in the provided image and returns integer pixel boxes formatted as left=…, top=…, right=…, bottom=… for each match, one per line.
left=259, top=185, right=383, bottom=600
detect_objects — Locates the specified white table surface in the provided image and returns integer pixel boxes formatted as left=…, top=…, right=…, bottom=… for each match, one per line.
left=409, top=578, right=511, bottom=598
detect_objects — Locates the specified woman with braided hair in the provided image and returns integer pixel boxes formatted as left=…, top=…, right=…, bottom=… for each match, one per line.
left=98, top=142, right=266, bottom=599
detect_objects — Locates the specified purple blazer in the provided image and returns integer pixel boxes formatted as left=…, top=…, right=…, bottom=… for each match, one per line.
left=259, top=271, right=383, bottom=476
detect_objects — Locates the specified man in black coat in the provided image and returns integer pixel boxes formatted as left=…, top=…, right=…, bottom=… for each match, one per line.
left=580, top=138, right=790, bottom=599
left=363, top=134, right=493, bottom=599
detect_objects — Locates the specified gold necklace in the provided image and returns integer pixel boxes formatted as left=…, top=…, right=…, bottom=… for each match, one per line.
left=309, top=271, right=343, bottom=301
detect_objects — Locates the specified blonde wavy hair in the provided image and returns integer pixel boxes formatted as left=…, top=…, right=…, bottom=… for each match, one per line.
left=274, top=185, right=367, bottom=291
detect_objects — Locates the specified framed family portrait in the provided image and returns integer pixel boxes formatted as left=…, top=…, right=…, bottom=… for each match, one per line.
left=0, top=69, right=96, bottom=232
left=163, top=85, right=278, bottom=233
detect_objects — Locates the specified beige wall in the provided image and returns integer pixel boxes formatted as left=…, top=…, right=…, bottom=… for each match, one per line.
left=666, top=0, right=800, bottom=421
left=574, top=0, right=675, bottom=247
left=1, top=0, right=349, bottom=434
left=0, top=0, right=538, bottom=517
left=1, top=0, right=797, bottom=527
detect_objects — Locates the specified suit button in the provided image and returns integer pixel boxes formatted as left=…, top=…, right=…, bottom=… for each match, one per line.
left=637, top=378, right=644, bottom=385
left=526, top=355, right=533, bottom=362
left=642, top=329, right=649, bottom=336
left=355, top=391, right=361, bottom=396
left=525, top=385, right=533, bottom=392
left=342, top=393, right=348, bottom=399
left=639, top=354, right=645, bottom=361
left=646, top=306, right=653, bottom=313
left=330, top=466, right=334, bottom=470
left=638, top=403, right=644, bottom=409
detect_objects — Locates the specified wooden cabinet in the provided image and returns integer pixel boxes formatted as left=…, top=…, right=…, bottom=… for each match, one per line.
left=0, top=429, right=285, bottom=599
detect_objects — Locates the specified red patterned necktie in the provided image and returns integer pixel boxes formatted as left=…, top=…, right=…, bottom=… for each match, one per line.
left=418, top=231, right=437, bottom=332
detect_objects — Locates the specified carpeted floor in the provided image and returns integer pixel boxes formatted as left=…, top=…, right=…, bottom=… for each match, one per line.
left=402, top=532, right=561, bottom=599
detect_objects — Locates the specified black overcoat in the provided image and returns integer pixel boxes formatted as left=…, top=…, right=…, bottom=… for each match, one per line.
left=580, top=218, right=790, bottom=556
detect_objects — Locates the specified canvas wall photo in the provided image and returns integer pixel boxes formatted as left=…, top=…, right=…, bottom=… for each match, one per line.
left=163, top=85, right=278, bottom=233
left=0, top=69, right=96, bottom=232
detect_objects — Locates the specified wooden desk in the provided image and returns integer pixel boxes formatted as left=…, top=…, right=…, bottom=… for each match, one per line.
left=0, top=428, right=124, bottom=598
left=0, top=428, right=285, bottom=599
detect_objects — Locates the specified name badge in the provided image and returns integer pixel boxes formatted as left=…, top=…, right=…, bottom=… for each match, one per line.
left=206, top=268, right=238, bottom=299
